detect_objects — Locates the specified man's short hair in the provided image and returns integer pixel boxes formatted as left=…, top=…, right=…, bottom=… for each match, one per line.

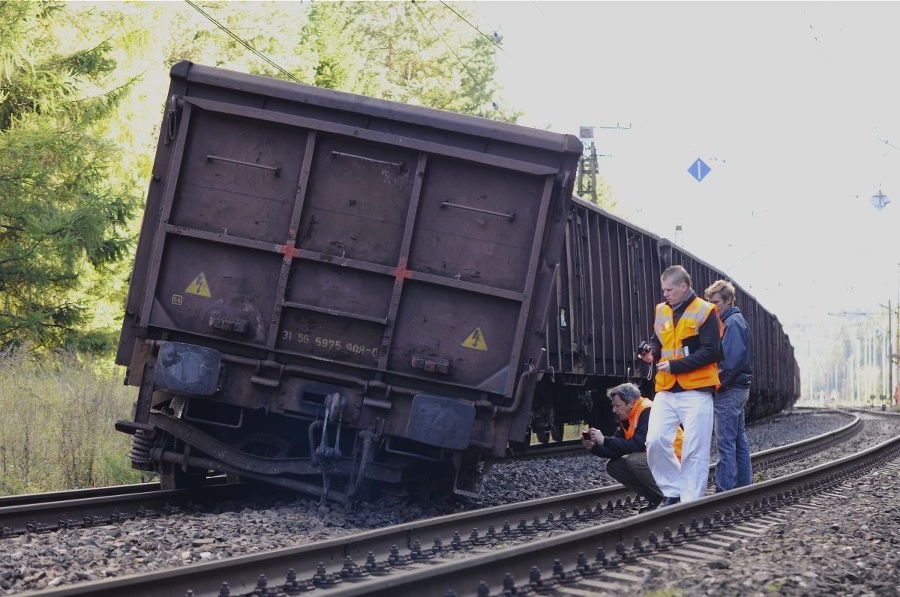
left=661, top=265, right=691, bottom=288
left=704, top=279, right=735, bottom=302
left=606, top=382, right=641, bottom=404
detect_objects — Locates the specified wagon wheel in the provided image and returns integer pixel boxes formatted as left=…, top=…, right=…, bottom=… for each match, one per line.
left=535, top=429, right=551, bottom=444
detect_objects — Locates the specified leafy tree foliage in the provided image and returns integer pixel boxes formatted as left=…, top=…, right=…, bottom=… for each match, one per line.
left=0, top=0, right=533, bottom=352
left=165, top=1, right=519, bottom=121
left=0, top=1, right=140, bottom=351
left=298, top=1, right=519, bottom=121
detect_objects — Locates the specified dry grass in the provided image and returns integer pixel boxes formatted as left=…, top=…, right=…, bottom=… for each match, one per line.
left=0, top=347, right=143, bottom=494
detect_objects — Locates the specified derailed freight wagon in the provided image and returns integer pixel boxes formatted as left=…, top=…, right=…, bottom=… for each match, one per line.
left=115, top=61, right=582, bottom=502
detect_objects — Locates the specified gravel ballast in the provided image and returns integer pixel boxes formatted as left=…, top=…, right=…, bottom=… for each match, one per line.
left=637, top=460, right=900, bottom=596
left=2, top=410, right=896, bottom=595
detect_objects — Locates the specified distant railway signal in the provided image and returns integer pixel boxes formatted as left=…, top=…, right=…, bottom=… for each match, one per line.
left=870, top=190, right=891, bottom=211
left=688, top=158, right=711, bottom=182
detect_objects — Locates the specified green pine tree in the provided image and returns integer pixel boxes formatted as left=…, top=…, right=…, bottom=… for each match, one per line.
left=0, top=1, right=140, bottom=351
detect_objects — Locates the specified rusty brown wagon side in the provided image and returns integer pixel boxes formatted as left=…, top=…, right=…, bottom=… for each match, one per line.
left=115, top=61, right=582, bottom=502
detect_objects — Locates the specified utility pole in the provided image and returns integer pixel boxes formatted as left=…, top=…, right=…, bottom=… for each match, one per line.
left=871, top=301, right=896, bottom=408
left=896, top=263, right=900, bottom=405
left=889, top=300, right=893, bottom=408
left=576, top=127, right=600, bottom=203
left=576, top=123, right=629, bottom=204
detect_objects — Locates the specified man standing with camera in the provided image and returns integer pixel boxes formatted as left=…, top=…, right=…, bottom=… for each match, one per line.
left=582, top=382, right=683, bottom=512
left=638, top=265, right=723, bottom=505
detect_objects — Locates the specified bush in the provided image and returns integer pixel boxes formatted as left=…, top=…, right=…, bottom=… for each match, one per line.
left=0, top=346, right=143, bottom=493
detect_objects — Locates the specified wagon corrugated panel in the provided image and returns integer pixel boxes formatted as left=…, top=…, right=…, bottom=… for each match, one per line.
left=118, top=61, right=582, bottom=414
left=661, top=241, right=724, bottom=296
left=545, top=198, right=661, bottom=379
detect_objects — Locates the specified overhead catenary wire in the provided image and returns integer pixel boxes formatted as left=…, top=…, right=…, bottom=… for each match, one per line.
left=439, top=0, right=504, bottom=50
left=412, top=0, right=499, bottom=111
left=183, top=0, right=304, bottom=84
left=184, top=0, right=499, bottom=113
left=412, top=2, right=478, bottom=83
left=877, top=137, right=900, bottom=152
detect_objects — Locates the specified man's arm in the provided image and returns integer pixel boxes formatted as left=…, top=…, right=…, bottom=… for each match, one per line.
left=648, top=332, right=662, bottom=362
left=719, top=315, right=751, bottom=390
left=592, top=410, right=650, bottom=458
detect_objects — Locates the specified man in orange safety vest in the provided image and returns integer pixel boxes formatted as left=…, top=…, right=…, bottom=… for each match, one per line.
left=582, top=382, right=684, bottom=512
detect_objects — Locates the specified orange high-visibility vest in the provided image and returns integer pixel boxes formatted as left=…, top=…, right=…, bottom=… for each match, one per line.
left=623, top=397, right=683, bottom=460
left=653, top=297, right=722, bottom=392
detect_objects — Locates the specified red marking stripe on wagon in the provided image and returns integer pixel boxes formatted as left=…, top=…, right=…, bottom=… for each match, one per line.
left=394, top=259, right=413, bottom=281
left=278, top=242, right=301, bottom=259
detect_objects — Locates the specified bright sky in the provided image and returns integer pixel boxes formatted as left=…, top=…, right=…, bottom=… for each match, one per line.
left=472, top=1, right=900, bottom=330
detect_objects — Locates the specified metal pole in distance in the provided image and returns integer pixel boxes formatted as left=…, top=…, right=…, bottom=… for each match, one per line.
left=889, top=299, right=893, bottom=408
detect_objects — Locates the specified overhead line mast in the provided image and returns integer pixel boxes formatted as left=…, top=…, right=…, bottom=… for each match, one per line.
left=576, top=123, right=630, bottom=204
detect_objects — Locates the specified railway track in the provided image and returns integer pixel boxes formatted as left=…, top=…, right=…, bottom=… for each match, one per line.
left=0, top=477, right=242, bottom=538
left=14, top=409, right=887, bottom=597
left=348, top=434, right=900, bottom=597
left=0, top=410, right=852, bottom=539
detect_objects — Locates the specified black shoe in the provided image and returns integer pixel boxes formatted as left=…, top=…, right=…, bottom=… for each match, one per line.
left=639, top=499, right=661, bottom=513
left=660, top=496, right=681, bottom=507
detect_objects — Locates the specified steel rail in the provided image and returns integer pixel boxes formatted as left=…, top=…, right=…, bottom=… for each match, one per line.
left=0, top=477, right=236, bottom=537
left=323, top=426, right=900, bottom=596
left=15, top=410, right=870, bottom=596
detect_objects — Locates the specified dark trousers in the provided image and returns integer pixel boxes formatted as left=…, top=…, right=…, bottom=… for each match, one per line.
left=606, top=452, right=664, bottom=503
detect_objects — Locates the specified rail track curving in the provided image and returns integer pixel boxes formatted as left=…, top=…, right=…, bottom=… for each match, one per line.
left=14, top=409, right=897, bottom=596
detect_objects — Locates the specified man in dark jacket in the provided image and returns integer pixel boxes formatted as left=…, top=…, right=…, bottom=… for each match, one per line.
left=705, top=279, right=754, bottom=491
left=582, top=383, right=682, bottom=512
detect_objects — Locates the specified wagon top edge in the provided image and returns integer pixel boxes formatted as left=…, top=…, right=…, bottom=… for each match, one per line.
left=571, top=193, right=785, bottom=331
left=171, top=60, right=584, bottom=159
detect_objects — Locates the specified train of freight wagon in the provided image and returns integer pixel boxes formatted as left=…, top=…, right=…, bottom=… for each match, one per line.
left=115, top=61, right=800, bottom=503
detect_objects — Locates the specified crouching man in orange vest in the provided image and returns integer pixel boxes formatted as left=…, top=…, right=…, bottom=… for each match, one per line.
left=582, top=382, right=683, bottom=512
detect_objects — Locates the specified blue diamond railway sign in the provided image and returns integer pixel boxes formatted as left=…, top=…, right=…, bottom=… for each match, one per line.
left=688, top=158, right=711, bottom=182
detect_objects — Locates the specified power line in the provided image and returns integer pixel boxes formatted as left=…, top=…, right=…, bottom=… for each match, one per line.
left=412, top=1, right=498, bottom=112
left=412, top=1, right=476, bottom=81
left=439, top=1, right=503, bottom=50
left=183, top=0, right=303, bottom=84
left=876, top=137, right=900, bottom=152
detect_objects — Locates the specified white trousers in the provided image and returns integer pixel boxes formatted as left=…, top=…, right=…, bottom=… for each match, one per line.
left=646, top=389, right=713, bottom=502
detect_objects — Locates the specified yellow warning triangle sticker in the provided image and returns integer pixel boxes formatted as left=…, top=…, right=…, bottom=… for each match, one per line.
left=461, top=327, right=488, bottom=351
left=185, top=272, right=212, bottom=297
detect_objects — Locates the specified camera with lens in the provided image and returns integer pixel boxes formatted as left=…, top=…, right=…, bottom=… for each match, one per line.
left=637, top=340, right=651, bottom=356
